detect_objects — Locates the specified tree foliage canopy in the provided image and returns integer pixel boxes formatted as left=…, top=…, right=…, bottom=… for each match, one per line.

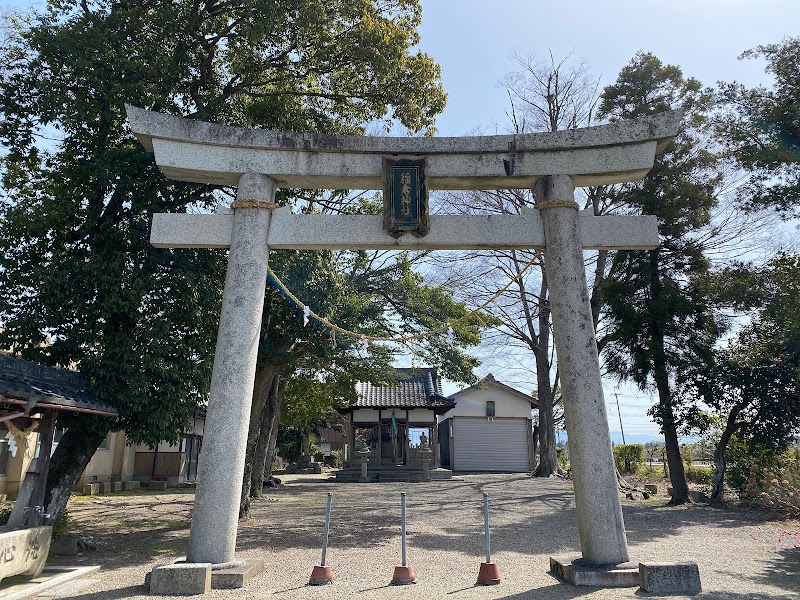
left=0, top=0, right=447, bottom=448
left=717, top=37, right=800, bottom=219
left=687, top=253, right=800, bottom=453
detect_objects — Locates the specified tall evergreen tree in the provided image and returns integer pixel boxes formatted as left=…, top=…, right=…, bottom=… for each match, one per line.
left=598, top=53, right=724, bottom=504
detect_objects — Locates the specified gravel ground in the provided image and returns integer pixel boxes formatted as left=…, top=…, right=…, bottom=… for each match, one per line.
left=39, top=473, right=800, bottom=599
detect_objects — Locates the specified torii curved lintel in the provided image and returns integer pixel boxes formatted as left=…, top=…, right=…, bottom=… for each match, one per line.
left=126, top=105, right=680, bottom=190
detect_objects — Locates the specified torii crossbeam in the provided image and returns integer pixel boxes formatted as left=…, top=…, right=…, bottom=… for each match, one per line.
left=128, top=105, right=680, bottom=588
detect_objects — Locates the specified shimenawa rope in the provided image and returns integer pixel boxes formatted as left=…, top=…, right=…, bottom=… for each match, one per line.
left=265, top=250, right=543, bottom=344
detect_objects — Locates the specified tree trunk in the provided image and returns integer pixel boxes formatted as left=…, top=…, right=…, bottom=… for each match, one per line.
left=250, top=375, right=285, bottom=497
left=44, top=424, right=108, bottom=528
left=710, top=408, right=742, bottom=507
left=535, top=362, right=558, bottom=475
left=239, top=362, right=283, bottom=519
left=534, top=271, right=559, bottom=476
left=262, top=378, right=287, bottom=485
left=647, top=248, right=689, bottom=504
left=653, top=360, right=689, bottom=504
left=590, top=249, right=608, bottom=331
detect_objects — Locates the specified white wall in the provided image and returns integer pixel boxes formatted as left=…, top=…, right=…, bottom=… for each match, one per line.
left=406, top=409, right=436, bottom=423
left=443, top=386, right=534, bottom=419
left=351, top=408, right=379, bottom=423
left=135, top=440, right=180, bottom=452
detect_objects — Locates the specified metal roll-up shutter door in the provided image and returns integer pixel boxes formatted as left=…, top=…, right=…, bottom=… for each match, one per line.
left=453, top=417, right=529, bottom=472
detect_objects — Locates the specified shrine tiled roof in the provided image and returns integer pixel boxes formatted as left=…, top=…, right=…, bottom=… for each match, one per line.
left=351, top=368, right=455, bottom=413
left=0, top=355, right=117, bottom=417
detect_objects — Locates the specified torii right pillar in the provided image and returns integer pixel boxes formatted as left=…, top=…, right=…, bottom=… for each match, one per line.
left=536, top=175, right=636, bottom=585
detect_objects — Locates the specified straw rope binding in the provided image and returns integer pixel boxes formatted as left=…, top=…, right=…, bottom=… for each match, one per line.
left=534, top=199, right=579, bottom=210
left=231, top=198, right=279, bottom=210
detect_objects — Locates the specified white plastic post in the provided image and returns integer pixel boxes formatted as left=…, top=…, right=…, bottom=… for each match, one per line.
left=483, top=492, right=491, bottom=563
left=401, top=492, right=407, bottom=567
left=321, top=492, right=332, bottom=566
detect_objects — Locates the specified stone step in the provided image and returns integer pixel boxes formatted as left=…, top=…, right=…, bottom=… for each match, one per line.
left=377, top=473, right=411, bottom=483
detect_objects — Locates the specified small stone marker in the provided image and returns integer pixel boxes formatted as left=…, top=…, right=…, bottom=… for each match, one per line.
left=49, top=534, right=80, bottom=557
left=639, top=561, right=701, bottom=593
left=358, top=447, right=370, bottom=483
left=0, top=526, right=52, bottom=581
left=644, top=484, right=658, bottom=494
left=83, top=483, right=99, bottom=495
left=122, top=480, right=140, bottom=491
left=149, top=563, right=211, bottom=595
left=149, top=479, right=168, bottom=491
left=420, top=447, right=432, bottom=482
left=688, top=490, right=709, bottom=503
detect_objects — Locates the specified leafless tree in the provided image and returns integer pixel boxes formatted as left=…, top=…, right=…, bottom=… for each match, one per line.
left=427, top=52, right=605, bottom=476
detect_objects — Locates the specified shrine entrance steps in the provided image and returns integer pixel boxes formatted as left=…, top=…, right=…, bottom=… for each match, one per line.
left=334, top=465, right=452, bottom=483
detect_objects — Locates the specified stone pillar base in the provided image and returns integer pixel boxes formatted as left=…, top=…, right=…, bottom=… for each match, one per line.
left=550, top=556, right=639, bottom=587
left=211, top=558, right=265, bottom=589
left=146, top=559, right=264, bottom=593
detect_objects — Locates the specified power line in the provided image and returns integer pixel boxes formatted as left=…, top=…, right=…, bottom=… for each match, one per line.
left=613, top=390, right=626, bottom=445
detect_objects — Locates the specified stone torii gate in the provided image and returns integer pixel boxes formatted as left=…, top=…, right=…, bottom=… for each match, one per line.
left=127, top=105, right=679, bottom=588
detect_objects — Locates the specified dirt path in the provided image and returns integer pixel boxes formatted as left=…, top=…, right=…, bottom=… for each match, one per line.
left=41, top=473, right=800, bottom=599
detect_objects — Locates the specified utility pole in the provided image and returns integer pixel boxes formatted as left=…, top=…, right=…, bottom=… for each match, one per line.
left=614, top=390, right=626, bottom=445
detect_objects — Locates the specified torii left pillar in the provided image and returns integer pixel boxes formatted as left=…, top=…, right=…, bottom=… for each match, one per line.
left=187, top=173, right=274, bottom=564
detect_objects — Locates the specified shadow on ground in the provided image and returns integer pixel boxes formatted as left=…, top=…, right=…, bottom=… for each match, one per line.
left=753, top=546, right=800, bottom=594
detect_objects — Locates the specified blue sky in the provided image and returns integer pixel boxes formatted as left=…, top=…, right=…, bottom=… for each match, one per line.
left=415, top=0, right=800, bottom=435
left=417, top=0, right=800, bottom=136
left=2, top=0, right=796, bottom=437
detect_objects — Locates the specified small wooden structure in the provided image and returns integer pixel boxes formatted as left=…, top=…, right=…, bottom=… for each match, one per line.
left=336, top=368, right=453, bottom=482
left=0, top=355, right=117, bottom=527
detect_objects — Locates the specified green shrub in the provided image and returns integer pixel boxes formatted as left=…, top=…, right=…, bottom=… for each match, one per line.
left=638, top=463, right=670, bottom=480
left=679, top=444, right=694, bottom=466
left=613, top=444, right=644, bottom=474
left=52, top=510, right=70, bottom=539
left=330, top=449, right=343, bottom=468
left=556, top=447, right=569, bottom=469
left=0, top=501, right=11, bottom=526
left=741, top=450, right=800, bottom=517
left=726, top=435, right=776, bottom=492
left=685, top=465, right=713, bottom=485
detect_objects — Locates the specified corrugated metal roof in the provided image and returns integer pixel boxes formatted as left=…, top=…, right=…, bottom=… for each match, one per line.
left=352, top=367, right=454, bottom=410
left=0, top=355, right=117, bottom=417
